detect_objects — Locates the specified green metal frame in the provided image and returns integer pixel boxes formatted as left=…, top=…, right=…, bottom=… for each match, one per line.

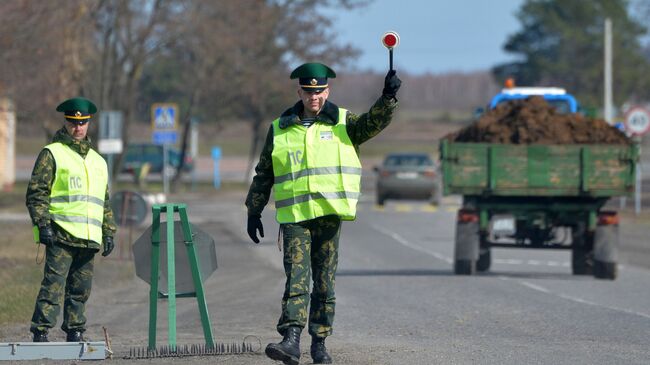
left=148, top=203, right=214, bottom=350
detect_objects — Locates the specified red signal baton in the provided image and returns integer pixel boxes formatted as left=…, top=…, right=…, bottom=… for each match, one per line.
left=382, top=31, right=400, bottom=71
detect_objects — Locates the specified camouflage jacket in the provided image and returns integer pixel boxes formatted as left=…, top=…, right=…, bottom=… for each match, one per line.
left=245, top=95, right=398, bottom=217
left=26, top=127, right=117, bottom=250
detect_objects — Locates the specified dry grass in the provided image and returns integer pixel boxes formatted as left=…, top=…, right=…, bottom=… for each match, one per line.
left=0, top=221, right=43, bottom=325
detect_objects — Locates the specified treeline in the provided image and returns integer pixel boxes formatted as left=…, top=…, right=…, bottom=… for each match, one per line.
left=333, top=71, right=499, bottom=111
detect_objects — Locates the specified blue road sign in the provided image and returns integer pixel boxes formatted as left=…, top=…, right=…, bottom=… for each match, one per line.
left=152, top=130, right=178, bottom=145
left=151, top=103, right=179, bottom=145
left=152, top=104, right=178, bottom=130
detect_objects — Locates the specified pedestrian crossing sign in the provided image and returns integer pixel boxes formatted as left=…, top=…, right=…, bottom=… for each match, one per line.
left=151, top=103, right=178, bottom=131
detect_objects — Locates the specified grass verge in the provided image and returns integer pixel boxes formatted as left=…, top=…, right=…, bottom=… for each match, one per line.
left=0, top=222, right=43, bottom=326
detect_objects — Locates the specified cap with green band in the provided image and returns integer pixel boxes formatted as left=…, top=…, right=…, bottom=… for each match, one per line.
left=290, top=63, right=336, bottom=93
left=56, top=97, right=98, bottom=122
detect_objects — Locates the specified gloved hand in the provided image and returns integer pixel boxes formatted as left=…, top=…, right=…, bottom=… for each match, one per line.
left=38, top=225, right=55, bottom=247
left=102, top=236, right=114, bottom=257
left=382, top=70, right=402, bottom=98
left=247, top=215, right=264, bottom=244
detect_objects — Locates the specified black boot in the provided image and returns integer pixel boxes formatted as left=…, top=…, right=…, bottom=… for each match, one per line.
left=32, top=329, right=49, bottom=342
left=311, top=337, right=332, bottom=364
left=265, top=326, right=301, bottom=365
left=65, top=330, right=86, bottom=342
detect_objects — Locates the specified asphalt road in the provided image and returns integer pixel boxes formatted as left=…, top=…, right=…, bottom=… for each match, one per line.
left=5, top=190, right=650, bottom=365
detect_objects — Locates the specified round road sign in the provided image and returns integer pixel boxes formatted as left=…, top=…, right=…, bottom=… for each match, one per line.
left=624, top=106, right=650, bottom=136
left=111, top=190, right=148, bottom=227
left=382, top=31, right=400, bottom=49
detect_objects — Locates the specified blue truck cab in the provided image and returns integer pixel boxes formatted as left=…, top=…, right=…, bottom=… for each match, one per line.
left=489, top=86, right=579, bottom=113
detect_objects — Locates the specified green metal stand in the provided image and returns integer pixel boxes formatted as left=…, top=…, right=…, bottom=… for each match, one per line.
left=148, top=203, right=214, bottom=350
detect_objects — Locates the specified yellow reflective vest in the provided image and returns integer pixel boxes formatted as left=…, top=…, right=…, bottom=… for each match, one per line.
left=44, top=142, right=108, bottom=244
left=271, top=108, right=362, bottom=223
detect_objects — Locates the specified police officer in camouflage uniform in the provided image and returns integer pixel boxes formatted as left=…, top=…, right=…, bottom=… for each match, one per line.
left=26, top=97, right=117, bottom=342
left=245, top=63, right=400, bottom=364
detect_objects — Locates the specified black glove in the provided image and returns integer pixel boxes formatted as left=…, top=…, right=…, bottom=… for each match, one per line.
left=247, top=215, right=264, bottom=244
left=382, top=70, right=402, bottom=98
left=38, top=225, right=55, bottom=247
left=102, top=236, right=114, bottom=257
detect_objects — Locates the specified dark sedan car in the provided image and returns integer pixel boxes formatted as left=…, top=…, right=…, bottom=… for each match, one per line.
left=121, top=143, right=194, bottom=175
left=374, top=153, right=438, bottom=206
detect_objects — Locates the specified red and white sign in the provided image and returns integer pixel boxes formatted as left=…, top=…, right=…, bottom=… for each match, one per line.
left=382, top=31, right=400, bottom=49
left=624, top=106, right=650, bottom=136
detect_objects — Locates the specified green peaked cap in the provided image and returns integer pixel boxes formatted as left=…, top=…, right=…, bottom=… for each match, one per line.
left=56, top=97, right=98, bottom=115
left=290, top=63, right=336, bottom=79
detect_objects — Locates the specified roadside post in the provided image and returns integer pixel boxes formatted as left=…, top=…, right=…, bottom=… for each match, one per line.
left=151, top=103, right=179, bottom=196
left=624, top=106, right=650, bottom=215
left=212, top=146, right=222, bottom=189
left=190, top=118, right=199, bottom=190
left=98, top=111, right=123, bottom=190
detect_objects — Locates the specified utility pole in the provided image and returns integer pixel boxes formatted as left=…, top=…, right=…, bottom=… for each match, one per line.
left=604, top=18, right=613, bottom=124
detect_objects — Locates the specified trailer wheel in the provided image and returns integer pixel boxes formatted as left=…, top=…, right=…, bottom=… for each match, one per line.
left=477, top=249, right=491, bottom=272
left=453, top=211, right=479, bottom=275
left=454, top=259, right=476, bottom=275
left=376, top=193, right=385, bottom=206
left=593, top=261, right=617, bottom=280
left=571, top=222, right=593, bottom=275
left=593, top=223, right=618, bottom=280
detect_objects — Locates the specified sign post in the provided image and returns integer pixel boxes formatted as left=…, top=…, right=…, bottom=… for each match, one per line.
left=211, top=147, right=221, bottom=189
left=99, top=111, right=123, bottom=190
left=624, top=106, right=650, bottom=215
left=151, top=104, right=179, bottom=195
left=190, top=118, right=199, bottom=191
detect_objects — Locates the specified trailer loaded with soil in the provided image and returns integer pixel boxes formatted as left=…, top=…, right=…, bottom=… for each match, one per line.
left=440, top=90, right=637, bottom=279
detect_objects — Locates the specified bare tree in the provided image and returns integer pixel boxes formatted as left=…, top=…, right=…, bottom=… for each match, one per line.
left=0, top=0, right=97, bottom=139
left=91, top=0, right=181, bottom=178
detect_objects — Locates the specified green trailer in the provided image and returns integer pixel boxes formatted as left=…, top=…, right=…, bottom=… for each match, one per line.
left=439, top=140, right=638, bottom=279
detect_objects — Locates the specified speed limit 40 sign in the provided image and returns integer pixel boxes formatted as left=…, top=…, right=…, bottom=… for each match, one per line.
left=624, top=106, right=650, bottom=136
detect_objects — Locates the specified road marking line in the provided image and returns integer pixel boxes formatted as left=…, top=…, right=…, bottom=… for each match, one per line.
left=494, top=258, right=571, bottom=267
left=499, top=276, right=650, bottom=321
left=519, top=280, right=550, bottom=293
left=419, top=205, right=438, bottom=212
left=395, top=204, right=412, bottom=212
left=370, top=223, right=452, bottom=264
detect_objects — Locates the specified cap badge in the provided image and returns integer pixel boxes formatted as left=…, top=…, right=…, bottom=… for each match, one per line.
left=75, top=111, right=82, bottom=117
left=310, top=78, right=318, bottom=86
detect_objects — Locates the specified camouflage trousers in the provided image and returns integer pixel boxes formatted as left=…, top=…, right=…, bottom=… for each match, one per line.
left=277, top=215, right=341, bottom=338
left=30, top=242, right=96, bottom=334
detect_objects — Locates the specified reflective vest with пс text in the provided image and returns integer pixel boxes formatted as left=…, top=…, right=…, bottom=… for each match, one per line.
left=44, top=142, right=108, bottom=244
left=272, top=108, right=362, bottom=223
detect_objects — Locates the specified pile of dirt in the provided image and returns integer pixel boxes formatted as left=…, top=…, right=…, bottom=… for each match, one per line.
left=447, top=96, right=630, bottom=144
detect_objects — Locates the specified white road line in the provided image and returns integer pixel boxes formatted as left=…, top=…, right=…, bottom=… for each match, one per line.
left=493, top=258, right=571, bottom=267
left=499, top=276, right=650, bottom=321
left=519, top=280, right=550, bottom=293
left=369, top=223, right=453, bottom=264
